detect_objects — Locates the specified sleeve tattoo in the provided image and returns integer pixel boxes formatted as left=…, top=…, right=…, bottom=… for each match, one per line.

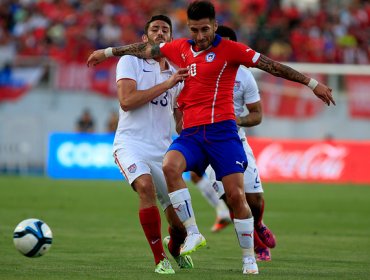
left=113, top=43, right=162, bottom=59
left=257, top=54, right=309, bottom=85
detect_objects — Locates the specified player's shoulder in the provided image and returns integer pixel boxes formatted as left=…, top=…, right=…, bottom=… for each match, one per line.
left=161, top=38, right=189, bottom=48
left=118, top=55, right=141, bottom=63
left=220, top=38, right=248, bottom=49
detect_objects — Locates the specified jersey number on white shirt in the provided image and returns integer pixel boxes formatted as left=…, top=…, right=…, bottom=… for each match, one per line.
left=151, top=92, right=169, bottom=107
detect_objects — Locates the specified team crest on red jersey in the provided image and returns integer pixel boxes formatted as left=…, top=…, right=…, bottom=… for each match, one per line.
left=128, top=163, right=137, bottom=173
left=205, top=52, right=216, bottom=62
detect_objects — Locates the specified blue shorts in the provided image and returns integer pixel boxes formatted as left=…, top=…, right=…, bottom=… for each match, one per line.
left=168, top=120, right=247, bottom=181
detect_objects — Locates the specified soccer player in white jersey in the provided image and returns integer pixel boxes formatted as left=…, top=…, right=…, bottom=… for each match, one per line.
left=112, top=15, right=191, bottom=274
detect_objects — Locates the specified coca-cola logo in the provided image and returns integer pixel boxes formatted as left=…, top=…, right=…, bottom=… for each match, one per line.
left=257, top=143, right=348, bottom=180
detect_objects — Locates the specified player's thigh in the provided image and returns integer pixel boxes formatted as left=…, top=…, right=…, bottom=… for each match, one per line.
left=168, top=130, right=208, bottom=176
left=205, top=120, right=247, bottom=181
left=150, top=161, right=172, bottom=211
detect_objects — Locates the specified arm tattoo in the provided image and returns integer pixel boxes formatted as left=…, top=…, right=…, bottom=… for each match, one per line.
left=151, top=44, right=161, bottom=58
left=113, top=43, right=162, bottom=59
left=257, top=54, right=309, bottom=85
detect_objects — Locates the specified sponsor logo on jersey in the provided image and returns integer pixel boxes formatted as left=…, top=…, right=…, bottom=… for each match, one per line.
left=205, top=52, right=216, bottom=62
left=128, top=163, right=137, bottom=173
left=234, top=81, right=241, bottom=91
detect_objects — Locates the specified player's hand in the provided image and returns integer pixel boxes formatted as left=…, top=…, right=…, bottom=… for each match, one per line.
left=313, top=83, right=336, bottom=106
left=87, top=49, right=107, bottom=67
left=167, top=68, right=189, bottom=88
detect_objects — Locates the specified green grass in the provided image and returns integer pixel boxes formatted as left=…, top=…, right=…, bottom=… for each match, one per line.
left=0, top=176, right=370, bottom=280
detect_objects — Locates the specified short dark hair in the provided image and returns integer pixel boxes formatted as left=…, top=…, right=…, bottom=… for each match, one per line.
left=144, top=15, right=172, bottom=35
left=187, top=1, right=215, bottom=21
left=215, top=25, right=237, bottom=42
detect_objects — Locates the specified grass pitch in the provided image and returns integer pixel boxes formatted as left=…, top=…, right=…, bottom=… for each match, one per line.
left=0, top=176, right=369, bottom=280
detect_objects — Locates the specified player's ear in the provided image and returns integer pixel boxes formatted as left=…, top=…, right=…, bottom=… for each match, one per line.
left=142, top=34, right=148, bottom=43
left=214, top=20, right=218, bottom=32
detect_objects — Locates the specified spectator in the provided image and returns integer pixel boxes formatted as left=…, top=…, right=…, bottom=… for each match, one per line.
left=106, top=110, right=118, bottom=133
left=76, top=108, right=95, bottom=133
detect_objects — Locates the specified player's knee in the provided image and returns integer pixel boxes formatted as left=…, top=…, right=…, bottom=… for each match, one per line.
left=225, top=188, right=245, bottom=208
left=162, top=161, right=181, bottom=179
left=134, top=182, right=156, bottom=201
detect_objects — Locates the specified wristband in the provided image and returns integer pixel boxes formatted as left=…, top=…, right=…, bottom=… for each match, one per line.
left=104, top=47, right=114, bottom=58
left=308, top=78, right=318, bottom=90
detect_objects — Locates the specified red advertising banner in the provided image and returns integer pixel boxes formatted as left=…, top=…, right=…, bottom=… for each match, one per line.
left=346, top=75, right=370, bottom=119
left=248, top=137, right=370, bottom=184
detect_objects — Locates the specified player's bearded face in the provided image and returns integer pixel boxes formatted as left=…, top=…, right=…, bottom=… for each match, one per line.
left=188, top=18, right=217, bottom=50
left=144, top=20, right=172, bottom=45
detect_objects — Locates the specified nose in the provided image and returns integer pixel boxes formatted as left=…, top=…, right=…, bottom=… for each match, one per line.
left=197, top=32, right=205, bottom=42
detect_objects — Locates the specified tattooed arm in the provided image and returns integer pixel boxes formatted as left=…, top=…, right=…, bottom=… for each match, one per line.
left=256, top=54, right=336, bottom=106
left=86, top=43, right=163, bottom=67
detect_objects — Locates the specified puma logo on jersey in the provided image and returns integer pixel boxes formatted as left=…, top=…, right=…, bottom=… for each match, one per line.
left=246, top=48, right=252, bottom=53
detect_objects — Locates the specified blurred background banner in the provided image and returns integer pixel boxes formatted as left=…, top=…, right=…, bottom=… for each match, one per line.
left=47, top=132, right=121, bottom=179
left=258, top=72, right=325, bottom=118
left=249, top=137, right=370, bottom=184
left=346, top=75, right=370, bottom=119
left=54, top=61, right=117, bottom=97
left=0, top=66, right=44, bottom=102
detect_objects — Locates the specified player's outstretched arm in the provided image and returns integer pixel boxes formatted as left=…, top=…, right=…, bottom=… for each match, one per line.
left=86, top=43, right=163, bottom=67
left=256, top=54, right=336, bottom=106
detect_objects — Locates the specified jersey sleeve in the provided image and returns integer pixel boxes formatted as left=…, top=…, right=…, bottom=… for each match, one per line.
left=159, top=39, right=186, bottom=67
left=240, top=67, right=260, bottom=104
left=228, top=41, right=261, bottom=68
left=116, top=55, right=139, bottom=83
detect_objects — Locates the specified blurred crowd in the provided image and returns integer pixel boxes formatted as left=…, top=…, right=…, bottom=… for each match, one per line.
left=0, top=0, right=369, bottom=65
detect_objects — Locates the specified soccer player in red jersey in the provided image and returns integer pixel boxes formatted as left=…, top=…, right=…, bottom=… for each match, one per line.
left=87, top=1, right=335, bottom=274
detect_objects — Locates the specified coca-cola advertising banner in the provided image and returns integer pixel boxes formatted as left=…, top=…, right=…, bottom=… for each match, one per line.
left=248, top=137, right=370, bottom=184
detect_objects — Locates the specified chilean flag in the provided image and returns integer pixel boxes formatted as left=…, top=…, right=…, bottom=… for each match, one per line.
left=0, top=65, right=44, bottom=102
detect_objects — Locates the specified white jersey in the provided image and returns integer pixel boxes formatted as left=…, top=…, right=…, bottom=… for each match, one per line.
left=113, top=56, right=183, bottom=161
left=207, top=66, right=263, bottom=195
left=234, top=66, right=260, bottom=140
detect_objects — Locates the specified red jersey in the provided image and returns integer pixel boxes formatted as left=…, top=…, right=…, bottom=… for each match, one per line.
left=160, top=35, right=260, bottom=129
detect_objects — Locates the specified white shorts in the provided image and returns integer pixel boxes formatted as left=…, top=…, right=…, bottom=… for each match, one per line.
left=206, top=139, right=263, bottom=198
left=113, top=148, right=171, bottom=210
